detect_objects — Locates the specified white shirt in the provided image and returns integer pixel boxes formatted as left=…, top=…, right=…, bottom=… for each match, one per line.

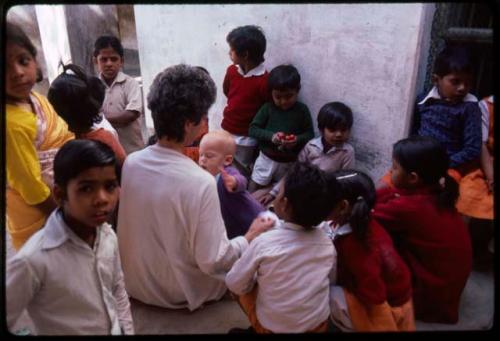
left=318, top=220, right=342, bottom=284
left=225, top=222, right=334, bottom=333
left=478, top=95, right=493, bottom=142
left=117, top=144, right=249, bottom=311
left=236, top=62, right=266, bottom=78
left=99, top=71, right=144, bottom=154
left=417, top=86, right=478, bottom=105
left=6, top=209, right=134, bottom=335
left=93, top=114, right=118, bottom=139
left=298, top=136, right=355, bottom=171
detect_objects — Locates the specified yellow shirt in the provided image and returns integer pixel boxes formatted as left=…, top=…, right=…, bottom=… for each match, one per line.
left=6, top=91, right=74, bottom=249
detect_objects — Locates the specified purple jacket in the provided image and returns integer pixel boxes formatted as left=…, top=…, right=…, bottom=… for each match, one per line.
left=217, top=166, right=265, bottom=239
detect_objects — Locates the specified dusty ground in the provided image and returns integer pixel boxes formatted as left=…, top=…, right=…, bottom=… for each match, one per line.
left=6, top=231, right=494, bottom=334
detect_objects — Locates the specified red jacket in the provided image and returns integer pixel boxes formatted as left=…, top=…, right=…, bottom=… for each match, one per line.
left=221, top=64, right=269, bottom=136
left=373, top=186, right=472, bottom=323
left=334, top=220, right=412, bottom=308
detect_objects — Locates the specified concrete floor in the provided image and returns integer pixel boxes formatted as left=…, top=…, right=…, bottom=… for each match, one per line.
left=6, top=231, right=494, bottom=334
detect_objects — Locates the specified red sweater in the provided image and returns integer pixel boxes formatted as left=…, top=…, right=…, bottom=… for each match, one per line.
left=82, top=128, right=127, bottom=165
left=221, top=64, right=269, bottom=136
left=373, top=186, right=472, bottom=323
left=334, top=220, right=412, bottom=308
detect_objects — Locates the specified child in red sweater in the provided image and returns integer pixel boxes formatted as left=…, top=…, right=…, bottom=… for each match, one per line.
left=373, top=136, right=472, bottom=324
left=324, top=170, right=415, bottom=332
left=221, top=25, right=270, bottom=177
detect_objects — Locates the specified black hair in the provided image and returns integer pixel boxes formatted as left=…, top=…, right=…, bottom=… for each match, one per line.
left=317, top=102, right=353, bottom=132
left=93, top=35, right=124, bottom=58
left=47, top=63, right=105, bottom=135
left=226, top=25, right=266, bottom=64
left=54, top=139, right=120, bottom=190
left=392, top=136, right=459, bottom=209
left=283, top=162, right=334, bottom=228
left=330, top=170, right=376, bottom=243
left=6, top=22, right=43, bottom=82
left=268, top=64, right=301, bottom=91
left=147, top=64, right=216, bottom=142
left=433, top=45, right=473, bottom=77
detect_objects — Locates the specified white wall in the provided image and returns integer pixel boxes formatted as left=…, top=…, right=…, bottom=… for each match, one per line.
left=35, top=5, right=72, bottom=84
left=134, top=3, right=430, bottom=179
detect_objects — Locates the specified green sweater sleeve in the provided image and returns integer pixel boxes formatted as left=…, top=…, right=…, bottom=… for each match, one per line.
left=295, top=104, right=314, bottom=147
left=249, top=104, right=275, bottom=142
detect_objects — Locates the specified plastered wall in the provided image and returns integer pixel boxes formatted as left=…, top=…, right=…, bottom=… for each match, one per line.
left=128, top=4, right=429, bottom=179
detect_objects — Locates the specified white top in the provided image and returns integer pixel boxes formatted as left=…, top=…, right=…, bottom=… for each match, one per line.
left=236, top=62, right=266, bottom=78
left=417, top=86, right=478, bottom=105
left=99, top=71, right=144, bottom=154
left=117, top=144, right=249, bottom=311
left=225, top=221, right=334, bottom=333
left=478, top=95, right=493, bottom=142
left=93, top=114, right=119, bottom=139
left=6, top=209, right=134, bottom=335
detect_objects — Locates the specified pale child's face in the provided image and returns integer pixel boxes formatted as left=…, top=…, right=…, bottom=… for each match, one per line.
left=322, top=127, right=351, bottom=147
left=59, top=165, right=119, bottom=230
left=94, top=47, right=123, bottom=82
left=199, top=137, right=232, bottom=176
left=5, top=42, right=37, bottom=102
left=271, top=88, right=299, bottom=111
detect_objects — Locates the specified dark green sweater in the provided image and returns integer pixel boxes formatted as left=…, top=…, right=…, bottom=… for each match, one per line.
left=249, top=101, right=314, bottom=162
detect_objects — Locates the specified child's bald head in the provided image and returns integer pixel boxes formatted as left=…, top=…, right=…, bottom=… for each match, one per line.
left=199, top=130, right=236, bottom=175
left=201, top=130, right=236, bottom=155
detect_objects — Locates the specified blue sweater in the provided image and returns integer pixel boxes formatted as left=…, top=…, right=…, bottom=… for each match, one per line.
left=411, top=93, right=482, bottom=168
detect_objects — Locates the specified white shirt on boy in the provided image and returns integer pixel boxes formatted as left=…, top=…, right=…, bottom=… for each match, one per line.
left=6, top=209, right=134, bottom=335
left=225, top=221, right=334, bottom=333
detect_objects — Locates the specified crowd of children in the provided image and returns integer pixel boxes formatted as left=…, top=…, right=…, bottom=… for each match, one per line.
left=5, top=21, right=492, bottom=335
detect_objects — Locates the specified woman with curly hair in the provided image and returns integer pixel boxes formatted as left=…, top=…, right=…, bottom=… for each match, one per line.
left=116, top=64, right=274, bottom=311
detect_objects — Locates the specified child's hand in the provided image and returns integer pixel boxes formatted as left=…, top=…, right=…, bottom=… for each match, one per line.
left=259, top=193, right=275, bottom=206
left=220, top=167, right=237, bottom=192
left=244, top=216, right=275, bottom=243
left=272, top=132, right=285, bottom=145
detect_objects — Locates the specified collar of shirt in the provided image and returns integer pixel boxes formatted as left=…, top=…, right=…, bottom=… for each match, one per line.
left=278, top=221, right=314, bottom=232
left=486, top=95, right=494, bottom=104
left=42, top=208, right=104, bottom=251
left=99, top=71, right=126, bottom=88
left=329, top=222, right=352, bottom=240
left=418, top=86, right=478, bottom=105
left=236, top=62, right=266, bottom=78
left=310, top=136, right=348, bottom=154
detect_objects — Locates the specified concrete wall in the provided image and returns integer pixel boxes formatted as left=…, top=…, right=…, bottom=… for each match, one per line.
left=64, top=5, right=119, bottom=76
left=6, top=5, right=50, bottom=95
left=134, top=4, right=431, bottom=179
left=34, top=5, right=72, bottom=84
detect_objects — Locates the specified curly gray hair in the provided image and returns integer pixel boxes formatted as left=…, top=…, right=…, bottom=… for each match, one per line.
left=147, top=64, right=216, bottom=142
